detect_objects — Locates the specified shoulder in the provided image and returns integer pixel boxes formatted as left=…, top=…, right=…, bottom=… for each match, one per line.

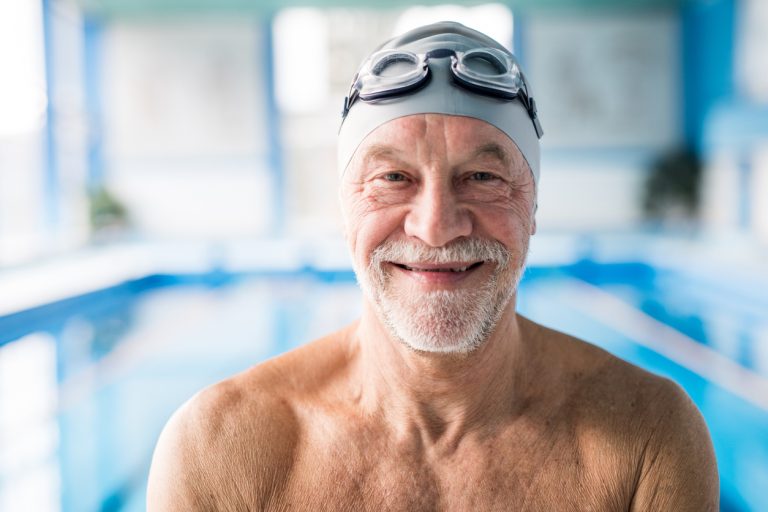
left=559, top=325, right=712, bottom=443
left=533, top=317, right=711, bottom=436
left=146, top=361, right=299, bottom=510
left=629, top=376, right=719, bottom=511
left=524, top=317, right=718, bottom=510
left=146, top=326, right=356, bottom=511
left=525, top=316, right=686, bottom=410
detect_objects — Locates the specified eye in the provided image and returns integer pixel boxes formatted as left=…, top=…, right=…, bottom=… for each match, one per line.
left=383, top=172, right=407, bottom=182
left=469, top=171, right=497, bottom=182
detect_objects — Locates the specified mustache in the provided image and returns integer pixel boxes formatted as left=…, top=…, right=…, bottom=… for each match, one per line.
left=370, top=238, right=511, bottom=267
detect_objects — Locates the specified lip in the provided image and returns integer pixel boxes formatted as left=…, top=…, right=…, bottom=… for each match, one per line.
left=388, top=260, right=485, bottom=286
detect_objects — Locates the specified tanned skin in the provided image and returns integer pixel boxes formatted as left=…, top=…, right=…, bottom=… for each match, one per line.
left=148, top=115, right=719, bottom=511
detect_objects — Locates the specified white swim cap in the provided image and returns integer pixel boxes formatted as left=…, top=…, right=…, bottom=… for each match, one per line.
left=338, top=21, right=543, bottom=183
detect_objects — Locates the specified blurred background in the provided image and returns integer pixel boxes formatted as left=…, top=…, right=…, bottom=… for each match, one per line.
left=0, top=0, right=767, bottom=510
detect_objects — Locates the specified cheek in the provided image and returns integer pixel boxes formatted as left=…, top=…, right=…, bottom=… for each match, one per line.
left=482, top=192, right=535, bottom=228
left=473, top=195, right=536, bottom=243
left=460, top=176, right=535, bottom=216
left=503, top=183, right=537, bottom=235
left=340, top=187, right=404, bottom=264
left=508, top=198, right=536, bottom=230
left=342, top=181, right=397, bottom=218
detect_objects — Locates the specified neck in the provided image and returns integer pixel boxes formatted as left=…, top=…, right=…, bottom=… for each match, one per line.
left=353, top=298, right=532, bottom=451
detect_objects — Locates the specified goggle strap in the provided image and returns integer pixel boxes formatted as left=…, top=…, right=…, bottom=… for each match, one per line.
left=342, top=96, right=350, bottom=117
left=342, top=89, right=359, bottom=118
left=533, top=117, right=544, bottom=139
left=527, top=97, right=543, bottom=138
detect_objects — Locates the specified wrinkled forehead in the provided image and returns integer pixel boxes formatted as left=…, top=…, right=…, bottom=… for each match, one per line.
left=348, top=113, right=529, bottom=176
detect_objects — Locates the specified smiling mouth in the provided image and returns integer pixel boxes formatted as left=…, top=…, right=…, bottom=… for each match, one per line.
left=392, top=262, right=484, bottom=273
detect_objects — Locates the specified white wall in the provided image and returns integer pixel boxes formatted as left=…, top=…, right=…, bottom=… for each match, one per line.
left=536, top=156, right=647, bottom=230
left=524, top=10, right=681, bottom=230
left=102, top=19, right=274, bottom=239
left=525, top=11, right=681, bottom=149
left=0, top=0, right=51, bottom=264
left=0, top=135, right=47, bottom=264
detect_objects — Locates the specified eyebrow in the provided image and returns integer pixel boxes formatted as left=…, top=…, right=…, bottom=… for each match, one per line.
left=471, top=143, right=512, bottom=168
left=360, top=144, right=405, bottom=167
left=358, top=141, right=520, bottom=173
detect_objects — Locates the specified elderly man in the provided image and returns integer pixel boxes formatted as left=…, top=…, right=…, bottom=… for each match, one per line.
left=148, top=22, right=718, bottom=511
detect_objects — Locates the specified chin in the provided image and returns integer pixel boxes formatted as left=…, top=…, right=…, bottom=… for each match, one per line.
left=380, top=288, right=510, bottom=354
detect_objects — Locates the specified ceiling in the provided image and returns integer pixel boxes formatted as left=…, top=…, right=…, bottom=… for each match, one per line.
left=74, top=0, right=689, bottom=18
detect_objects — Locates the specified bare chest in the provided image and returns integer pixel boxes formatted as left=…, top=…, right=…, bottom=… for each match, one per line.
left=277, top=421, right=636, bottom=512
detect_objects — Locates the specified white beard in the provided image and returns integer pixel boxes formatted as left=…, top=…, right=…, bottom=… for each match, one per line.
left=355, top=238, right=528, bottom=354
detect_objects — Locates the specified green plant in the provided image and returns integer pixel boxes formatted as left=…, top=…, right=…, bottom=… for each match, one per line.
left=642, top=147, right=702, bottom=221
left=89, top=186, right=128, bottom=231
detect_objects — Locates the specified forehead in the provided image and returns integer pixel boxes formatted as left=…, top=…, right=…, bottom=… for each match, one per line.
left=353, top=113, right=526, bottom=168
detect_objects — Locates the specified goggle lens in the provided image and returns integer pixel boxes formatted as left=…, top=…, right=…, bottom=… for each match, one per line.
left=461, top=52, right=507, bottom=74
left=353, top=50, right=428, bottom=101
left=371, top=52, right=420, bottom=77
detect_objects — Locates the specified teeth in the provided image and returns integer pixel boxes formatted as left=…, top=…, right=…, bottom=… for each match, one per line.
left=402, top=265, right=470, bottom=272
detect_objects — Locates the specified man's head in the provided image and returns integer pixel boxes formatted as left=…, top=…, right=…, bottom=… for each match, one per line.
left=338, top=23, right=542, bottom=354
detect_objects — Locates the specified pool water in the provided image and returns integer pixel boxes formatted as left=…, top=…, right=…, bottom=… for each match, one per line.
left=0, top=263, right=765, bottom=511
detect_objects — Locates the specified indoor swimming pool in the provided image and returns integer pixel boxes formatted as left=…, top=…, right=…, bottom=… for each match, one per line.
left=0, top=260, right=766, bottom=511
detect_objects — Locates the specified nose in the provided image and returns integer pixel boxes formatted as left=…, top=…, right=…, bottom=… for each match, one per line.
left=403, top=178, right=472, bottom=247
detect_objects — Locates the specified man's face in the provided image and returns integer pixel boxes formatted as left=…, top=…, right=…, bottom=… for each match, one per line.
left=340, top=114, right=537, bottom=353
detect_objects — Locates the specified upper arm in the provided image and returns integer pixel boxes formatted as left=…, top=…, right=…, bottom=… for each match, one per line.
left=630, top=380, right=719, bottom=512
left=146, top=398, right=215, bottom=511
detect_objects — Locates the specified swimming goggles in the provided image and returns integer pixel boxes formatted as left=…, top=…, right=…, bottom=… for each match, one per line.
left=341, top=47, right=544, bottom=139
